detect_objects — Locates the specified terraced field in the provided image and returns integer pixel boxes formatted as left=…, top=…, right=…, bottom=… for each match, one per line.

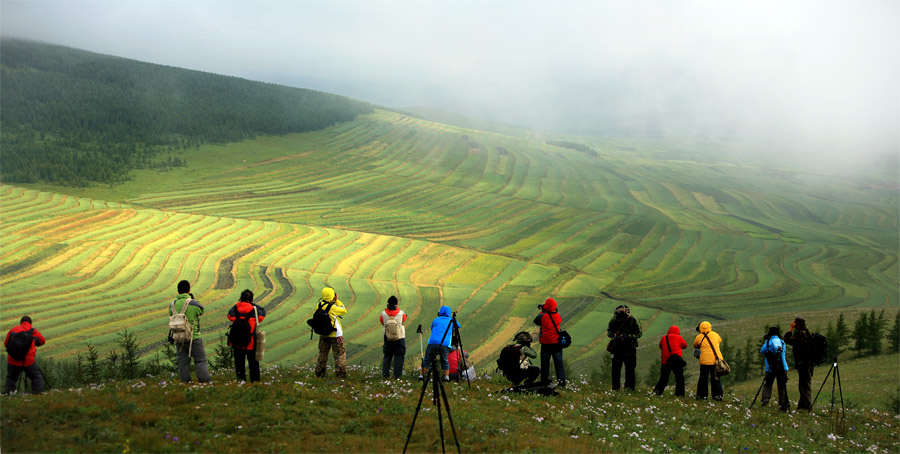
left=1, top=109, right=897, bottom=370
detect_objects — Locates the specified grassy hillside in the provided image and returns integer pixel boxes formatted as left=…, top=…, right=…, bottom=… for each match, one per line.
left=1, top=42, right=897, bottom=383
left=1, top=360, right=897, bottom=453
left=1, top=107, right=897, bottom=373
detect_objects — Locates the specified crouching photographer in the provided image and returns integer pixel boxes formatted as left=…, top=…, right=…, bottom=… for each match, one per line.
left=496, top=332, right=540, bottom=385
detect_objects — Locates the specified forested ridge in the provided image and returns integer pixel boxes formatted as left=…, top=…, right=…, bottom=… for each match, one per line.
left=0, top=38, right=373, bottom=186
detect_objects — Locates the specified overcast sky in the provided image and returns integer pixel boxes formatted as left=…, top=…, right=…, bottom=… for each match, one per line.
left=2, top=0, right=898, bottom=166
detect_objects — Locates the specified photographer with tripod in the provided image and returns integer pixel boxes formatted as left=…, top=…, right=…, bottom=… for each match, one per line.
left=405, top=307, right=463, bottom=453
left=420, top=306, right=460, bottom=382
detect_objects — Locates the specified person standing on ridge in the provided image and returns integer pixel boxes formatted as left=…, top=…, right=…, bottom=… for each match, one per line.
left=607, top=304, right=643, bottom=391
left=693, top=321, right=724, bottom=400
left=784, top=317, right=814, bottom=410
left=314, top=286, right=348, bottom=379
left=760, top=326, right=790, bottom=412
left=170, top=280, right=211, bottom=383
left=379, top=295, right=407, bottom=379
left=3, top=316, right=46, bottom=395
left=226, top=289, right=266, bottom=382
left=533, top=298, right=566, bottom=387
left=653, top=324, right=687, bottom=396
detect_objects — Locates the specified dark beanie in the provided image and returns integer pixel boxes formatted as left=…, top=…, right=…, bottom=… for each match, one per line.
left=387, top=295, right=398, bottom=309
left=766, top=326, right=780, bottom=339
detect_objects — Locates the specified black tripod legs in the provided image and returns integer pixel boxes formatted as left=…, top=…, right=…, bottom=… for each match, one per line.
left=749, top=375, right=767, bottom=409
left=403, top=361, right=461, bottom=454
left=810, top=358, right=845, bottom=430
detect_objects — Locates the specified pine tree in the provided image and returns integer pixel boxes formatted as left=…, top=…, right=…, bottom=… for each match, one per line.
left=85, top=344, right=101, bottom=384
left=117, top=329, right=141, bottom=380
left=889, top=312, right=900, bottom=354
left=835, top=313, right=850, bottom=357
left=867, top=309, right=887, bottom=356
left=851, top=312, right=869, bottom=357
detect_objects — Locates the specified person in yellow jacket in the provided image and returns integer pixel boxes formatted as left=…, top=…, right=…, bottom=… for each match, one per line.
left=692, top=321, right=724, bottom=400
left=314, top=287, right=348, bottom=378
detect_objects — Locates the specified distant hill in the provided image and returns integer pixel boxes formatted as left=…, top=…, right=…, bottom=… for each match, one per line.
left=0, top=38, right=373, bottom=186
left=397, top=105, right=534, bottom=138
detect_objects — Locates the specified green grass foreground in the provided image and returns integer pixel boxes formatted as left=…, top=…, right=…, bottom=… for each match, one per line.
left=2, top=365, right=897, bottom=453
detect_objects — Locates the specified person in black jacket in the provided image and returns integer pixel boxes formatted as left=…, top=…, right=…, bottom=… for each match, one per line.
left=606, top=305, right=642, bottom=390
left=784, top=317, right=814, bottom=410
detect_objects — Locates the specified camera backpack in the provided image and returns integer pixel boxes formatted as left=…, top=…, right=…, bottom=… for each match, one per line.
left=496, top=344, right=523, bottom=378
left=307, top=300, right=337, bottom=336
left=5, top=328, right=34, bottom=361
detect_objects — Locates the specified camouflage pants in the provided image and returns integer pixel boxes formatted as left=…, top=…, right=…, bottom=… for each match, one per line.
left=315, top=336, right=347, bottom=378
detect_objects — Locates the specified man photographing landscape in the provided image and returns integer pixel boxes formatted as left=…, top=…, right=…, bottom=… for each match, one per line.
left=3, top=316, right=46, bottom=395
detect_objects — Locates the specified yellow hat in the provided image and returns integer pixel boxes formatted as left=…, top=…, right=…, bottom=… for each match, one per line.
left=321, top=287, right=335, bottom=302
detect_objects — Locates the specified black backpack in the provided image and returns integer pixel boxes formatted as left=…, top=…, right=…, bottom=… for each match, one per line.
left=227, top=312, right=254, bottom=348
left=307, top=300, right=337, bottom=336
left=6, top=328, right=34, bottom=361
left=496, top=344, right=522, bottom=378
left=809, top=333, right=828, bottom=365
left=763, top=338, right=785, bottom=373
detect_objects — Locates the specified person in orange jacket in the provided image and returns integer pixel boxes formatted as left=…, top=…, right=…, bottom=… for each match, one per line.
left=3, top=316, right=46, bottom=395
left=227, top=289, right=266, bottom=382
left=693, top=321, right=725, bottom=400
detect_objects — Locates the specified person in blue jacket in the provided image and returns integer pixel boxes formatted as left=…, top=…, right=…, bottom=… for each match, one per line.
left=420, top=305, right=460, bottom=381
left=760, top=326, right=790, bottom=412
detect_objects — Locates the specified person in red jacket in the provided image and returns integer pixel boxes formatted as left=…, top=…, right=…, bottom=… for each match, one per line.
left=3, top=316, right=46, bottom=395
left=653, top=325, right=688, bottom=396
left=533, top=298, right=566, bottom=387
left=448, top=347, right=473, bottom=381
left=226, top=290, right=266, bottom=382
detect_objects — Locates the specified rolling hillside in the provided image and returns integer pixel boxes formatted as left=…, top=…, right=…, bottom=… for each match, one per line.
left=0, top=38, right=373, bottom=186
left=0, top=43, right=897, bottom=373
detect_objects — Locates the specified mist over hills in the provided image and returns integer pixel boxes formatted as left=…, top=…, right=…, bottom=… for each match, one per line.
left=0, top=39, right=373, bottom=186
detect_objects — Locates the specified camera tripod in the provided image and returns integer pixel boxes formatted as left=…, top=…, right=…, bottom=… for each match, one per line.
left=811, top=357, right=844, bottom=427
left=450, top=314, right=472, bottom=388
left=403, top=312, right=462, bottom=454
